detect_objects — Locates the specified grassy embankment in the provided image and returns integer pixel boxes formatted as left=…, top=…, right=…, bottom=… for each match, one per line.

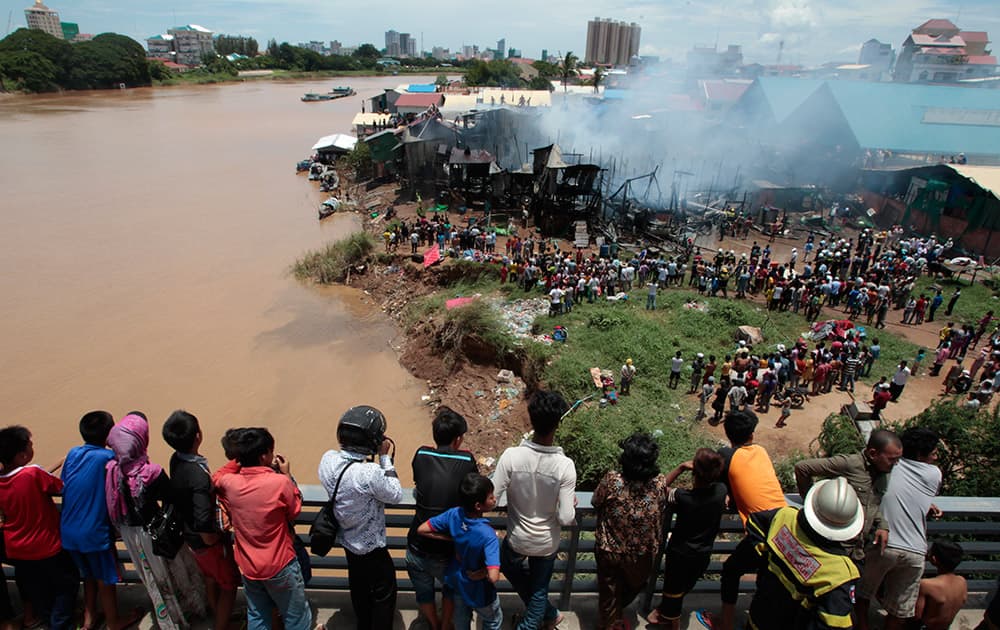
left=293, top=235, right=923, bottom=488
left=291, top=232, right=375, bottom=283
left=912, top=274, right=999, bottom=328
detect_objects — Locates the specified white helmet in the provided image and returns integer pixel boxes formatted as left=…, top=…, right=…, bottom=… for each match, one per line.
left=803, top=477, right=864, bottom=542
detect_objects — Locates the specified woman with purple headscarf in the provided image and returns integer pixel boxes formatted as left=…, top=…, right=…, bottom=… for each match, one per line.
left=106, top=413, right=206, bottom=628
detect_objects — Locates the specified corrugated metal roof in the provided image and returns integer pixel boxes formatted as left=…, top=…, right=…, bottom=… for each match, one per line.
left=395, top=93, right=444, bottom=108
left=818, top=81, right=1000, bottom=156
left=947, top=164, right=1000, bottom=199
left=742, top=77, right=826, bottom=123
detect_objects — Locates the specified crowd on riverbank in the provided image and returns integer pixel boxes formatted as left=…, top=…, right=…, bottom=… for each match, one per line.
left=381, top=208, right=1000, bottom=421
left=2, top=393, right=995, bottom=630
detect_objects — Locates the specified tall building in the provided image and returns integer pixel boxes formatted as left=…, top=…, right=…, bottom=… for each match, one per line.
left=398, top=33, right=411, bottom=57
left=497, top=38, right=506, bottom=60
left=147, top=24, right=214, bottom=66
left=385, top=30, right=400, bottom=56
left=858, top=39, right=894, bottom=76
left=585, top=17, right=641, bottom=65
left=24, top=0, right=63, bottom=39
left=330, top=40, right=342, bottom=55
left=894, top=19, right=997, bottom=83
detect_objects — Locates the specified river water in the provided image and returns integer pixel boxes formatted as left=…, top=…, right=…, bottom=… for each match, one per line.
left=0, top=77, right=434, bottom=483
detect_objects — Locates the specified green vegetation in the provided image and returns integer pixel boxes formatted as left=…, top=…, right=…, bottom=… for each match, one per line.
left=463, top=59, right=523, bottom=88
left=913, top=275, right=998, bottom=328
left=0, top=29, right=461, bottom=93
left=817, top=400, right=1000, bottom=498
left=437, top=300, right=514, bottom=369
left=0, top=29, right=150, bottom=92
left=291, top=232, right=375, bottom=284
left=814, top=413, right=866, bottom=457
left=345, top=142, right=373, bottom=180
left=891, top=400, right=1000, bottom=497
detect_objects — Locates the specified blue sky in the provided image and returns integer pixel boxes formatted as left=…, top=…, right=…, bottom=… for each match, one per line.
left=4, top=0, right=1000, bottom=65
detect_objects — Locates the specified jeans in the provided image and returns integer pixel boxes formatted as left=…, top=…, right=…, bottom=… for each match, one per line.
left=500, top=537, right=559, bottom=630
left=454, top=595, right=503, bottom=630
left=346, top=547, right=397, bottom=630
left=405, top=549, right=451, bottom=605
left=646, top=294, right=656, bottom=310
left=10, top=551, right=79, bottom=630
left=243, top=559, right=311, bottom=630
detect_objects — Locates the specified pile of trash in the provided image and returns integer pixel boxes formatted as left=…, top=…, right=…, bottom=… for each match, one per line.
left=493, top=298, right=549, bottom=339
left=487, top=369, right=524, bottom=423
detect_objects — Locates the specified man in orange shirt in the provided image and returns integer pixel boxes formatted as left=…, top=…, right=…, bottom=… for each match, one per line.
left=213, top=428, right=310, bottom=630
left=710, top=411, right=788, bottom=630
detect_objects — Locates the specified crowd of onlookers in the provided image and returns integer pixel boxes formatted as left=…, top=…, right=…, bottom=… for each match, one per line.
left=2, top=394, right=998, bottom=630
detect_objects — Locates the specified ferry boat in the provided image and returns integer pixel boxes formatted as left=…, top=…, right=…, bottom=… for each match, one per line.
left=329, top=86, right=356, bottom=99
left=301, top=92, right=334, bottom=102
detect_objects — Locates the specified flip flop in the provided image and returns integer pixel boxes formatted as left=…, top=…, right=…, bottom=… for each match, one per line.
left=695, top=608, right=717, bottom=630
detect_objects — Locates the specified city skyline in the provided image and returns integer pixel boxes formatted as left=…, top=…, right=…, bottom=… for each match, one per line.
left=4, top=0, right=1000, bottom=66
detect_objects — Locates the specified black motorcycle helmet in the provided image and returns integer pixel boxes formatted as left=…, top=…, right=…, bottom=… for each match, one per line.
left=337, top=405, right=387, bottom=456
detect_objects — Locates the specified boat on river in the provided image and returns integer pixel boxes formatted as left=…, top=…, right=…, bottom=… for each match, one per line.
left=302, top=93, right=334, bottom=102
left=302, top=87, right=355, bottom=102
left=329, top=86, right=355, bottom=98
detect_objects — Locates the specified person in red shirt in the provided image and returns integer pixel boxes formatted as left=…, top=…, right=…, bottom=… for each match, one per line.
left=213, top=428, right=311, bottom=630
left=870, top=382, right=892, bottom=420
left=0, top=426, right=79, bottom=630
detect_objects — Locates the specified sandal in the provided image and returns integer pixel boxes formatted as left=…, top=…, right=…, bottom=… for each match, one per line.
left=695, top=608, right=718, bottom=630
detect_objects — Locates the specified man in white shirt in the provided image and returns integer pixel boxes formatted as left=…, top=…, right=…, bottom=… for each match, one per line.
left=493, top=391, right=576, bottom=630
left=856, top=428, right=943, bottom=630
left=890, top=361, right=911, bottom=402
left=548, top=287, right=563, bottom=317
left=669, top=351, right=684, bottom=389
left=319, top=406, right=402, bottom=630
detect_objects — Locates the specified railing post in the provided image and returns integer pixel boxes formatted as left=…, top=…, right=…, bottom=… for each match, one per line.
left=560, top=507, right=582, bottom=611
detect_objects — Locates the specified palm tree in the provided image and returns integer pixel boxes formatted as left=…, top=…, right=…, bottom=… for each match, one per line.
left=561, top=51, right=578, bottom=92
left=592, top=65, right=606, bottom=93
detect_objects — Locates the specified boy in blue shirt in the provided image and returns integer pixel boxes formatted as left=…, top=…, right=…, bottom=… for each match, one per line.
left=61, top=411, right=142, bottom=630
left=418, top=473, right=502, bottom=630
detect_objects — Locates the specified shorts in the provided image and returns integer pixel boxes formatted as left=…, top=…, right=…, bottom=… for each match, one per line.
left=405, top=549, right=452, bottom=605
left=68, top=548, right=121, bottom=585
left=658, top=551, right=711, bottom=619
left=857, top=546, right=925, bottom=618
left=191, top=542, right=241, bottom=591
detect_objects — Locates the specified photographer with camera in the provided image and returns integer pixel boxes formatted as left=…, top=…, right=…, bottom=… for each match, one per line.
left=318, top=406, right=403, bottom=630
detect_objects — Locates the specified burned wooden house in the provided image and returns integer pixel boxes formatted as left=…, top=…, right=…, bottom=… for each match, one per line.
left=447, top=147, right=498, bottom=204
left=528, top=144, right=604, bottom=235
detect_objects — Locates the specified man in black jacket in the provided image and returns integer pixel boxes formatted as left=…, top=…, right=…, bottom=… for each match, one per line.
left=406, top=407, right=478, bottom=630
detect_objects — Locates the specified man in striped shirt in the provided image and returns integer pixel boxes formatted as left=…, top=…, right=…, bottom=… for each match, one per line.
left=841, top=352, right=862, bottom=393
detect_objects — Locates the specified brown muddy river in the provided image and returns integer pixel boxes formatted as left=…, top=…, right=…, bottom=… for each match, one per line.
left=0, top=77, right=435, bottom=483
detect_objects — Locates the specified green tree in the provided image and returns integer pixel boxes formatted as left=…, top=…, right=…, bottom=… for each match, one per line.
left=0, top=50, right=60, bottom=92
left=592, top=65, right=606, bottom=93
left=560, top=51, right=578, bottom=92
left=354, top=43, right=380, bottom=60
left=267, top=38, right=279, bottom=57
left=345, top=140, right=373, bottom=179
left=891, top=400, right=1000, bottom=497
left=528, top=76, right=553, bottom=91
left=532, top=59, right=560, bottom=79
left=67, top=33, right=151, bottom=89
left=435, top=74, right=449, bottom=86
left=464, top=59, right=521, bottom=87
left=0, top=28, right=73, bottom=85
left=148, top=59, right=171, bottom=81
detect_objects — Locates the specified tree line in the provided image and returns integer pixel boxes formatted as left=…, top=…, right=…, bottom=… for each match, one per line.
left=0, top=29, right=151, bottom=92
